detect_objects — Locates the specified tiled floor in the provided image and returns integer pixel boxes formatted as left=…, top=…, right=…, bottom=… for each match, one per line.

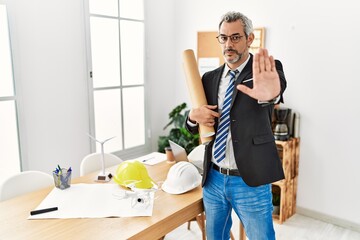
left=164, top=213, right=360, bottom=240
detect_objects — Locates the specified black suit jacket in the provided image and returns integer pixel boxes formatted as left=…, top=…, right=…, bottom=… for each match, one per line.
left=186, top=54, right=287, bottom=187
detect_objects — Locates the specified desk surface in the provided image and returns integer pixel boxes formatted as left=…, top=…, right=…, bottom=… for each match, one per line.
left=0, top=161, right=204, bottom=240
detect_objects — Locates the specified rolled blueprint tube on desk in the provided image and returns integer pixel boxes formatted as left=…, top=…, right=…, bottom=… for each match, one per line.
left=182, top=49, right=215, bottom=143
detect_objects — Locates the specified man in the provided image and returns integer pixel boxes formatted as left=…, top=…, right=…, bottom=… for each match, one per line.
left=186, top=11, right=287, bottom=239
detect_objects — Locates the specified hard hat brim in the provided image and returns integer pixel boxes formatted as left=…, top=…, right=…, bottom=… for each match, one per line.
left=161, top=179, right=201, bottom=195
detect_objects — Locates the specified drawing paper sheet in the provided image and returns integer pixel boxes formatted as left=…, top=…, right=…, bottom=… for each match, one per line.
left=28, top=183, right=154, bottom=219
left=130, top=152, right=167, bottom=165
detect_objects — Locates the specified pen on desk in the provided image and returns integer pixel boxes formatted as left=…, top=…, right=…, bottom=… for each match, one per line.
left=142, top=157, right=154, bottom=162
left=30, top=207, right=58, bottom=216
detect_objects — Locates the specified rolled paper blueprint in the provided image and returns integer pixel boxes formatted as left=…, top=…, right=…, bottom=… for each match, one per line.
left=182, top=49, right=215, bottom=143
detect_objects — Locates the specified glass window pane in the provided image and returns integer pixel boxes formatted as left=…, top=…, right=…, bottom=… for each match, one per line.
left=89, top=0, right=118, bottom=17
left=123, top=87, right=145, bottom=148
left=94, top=89, right=122, bottom=152
left=119, top=0, right=144, bottom=20
left=90, top=17, right=120, bottom=88
left=120, top=21, right=144, bottom=86
left=0, top=101, right=21, bottom=184
left=0, top=5, right=14, bottom=97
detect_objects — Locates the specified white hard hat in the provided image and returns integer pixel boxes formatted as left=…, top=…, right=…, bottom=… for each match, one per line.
left=162, top=161, right=202, bottom=195
left=187, top=144, right=205, bottom=173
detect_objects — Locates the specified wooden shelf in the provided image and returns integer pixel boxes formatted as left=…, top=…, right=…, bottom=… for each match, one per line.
left=272, top=138, right=300, bottom=224
left=239, top=138, right=300, bottom=239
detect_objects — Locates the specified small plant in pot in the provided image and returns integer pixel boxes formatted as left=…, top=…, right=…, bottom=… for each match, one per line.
left=272, top=192, right=280, bottom=215
left=157, top=102, right=199, bottom=154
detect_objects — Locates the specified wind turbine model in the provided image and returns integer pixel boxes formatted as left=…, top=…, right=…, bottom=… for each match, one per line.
left=87, top=133, right=116, bottom=182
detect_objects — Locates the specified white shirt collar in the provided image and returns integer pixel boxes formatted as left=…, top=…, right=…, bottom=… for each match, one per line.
left=222, top=54, right=251, bottom=78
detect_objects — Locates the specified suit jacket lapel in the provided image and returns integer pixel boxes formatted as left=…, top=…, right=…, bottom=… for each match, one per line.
left=212, top=65, right=226, bottom=106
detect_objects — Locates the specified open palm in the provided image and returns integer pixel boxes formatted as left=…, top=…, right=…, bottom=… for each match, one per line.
left=237, top=48, right=280, bottom=101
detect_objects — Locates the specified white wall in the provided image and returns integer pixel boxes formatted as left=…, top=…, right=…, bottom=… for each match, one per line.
left=172, top=0, right=360, bottom=228
left=4, top=0, right=360, bottom=229
left=145, top=0, right=176, bottom=152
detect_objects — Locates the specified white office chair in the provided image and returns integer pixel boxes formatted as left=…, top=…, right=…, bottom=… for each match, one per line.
left=0, top=171, right=53, bottom=202
left=80, top=153, right=123, bottom=176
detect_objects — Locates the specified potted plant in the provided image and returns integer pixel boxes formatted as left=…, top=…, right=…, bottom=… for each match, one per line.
left=272, top=191, right=281, bottom=215
left=158, top=103, right=200, bottom=154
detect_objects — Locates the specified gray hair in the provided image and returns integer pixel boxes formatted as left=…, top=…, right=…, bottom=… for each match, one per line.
left=218, top=11, right=253, bottom=37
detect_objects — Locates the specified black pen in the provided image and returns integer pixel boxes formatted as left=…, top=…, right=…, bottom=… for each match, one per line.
left=30, top=207, right=58, bottom=216
left=142, top=157, right=154, bottom=162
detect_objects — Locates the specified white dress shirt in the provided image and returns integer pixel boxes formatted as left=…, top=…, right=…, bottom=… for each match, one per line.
left=212, top=55, right=250, bottom=169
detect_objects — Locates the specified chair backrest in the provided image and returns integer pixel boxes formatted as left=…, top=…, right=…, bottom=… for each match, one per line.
left=80, top=153, right=123, bottom=176
left=0, top=171, right=53, bottom=201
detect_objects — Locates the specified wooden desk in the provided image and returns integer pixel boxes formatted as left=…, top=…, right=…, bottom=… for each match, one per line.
left=0, top=161, right=204, bottom=240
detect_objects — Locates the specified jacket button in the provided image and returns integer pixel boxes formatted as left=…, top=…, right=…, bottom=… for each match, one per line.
left=232, top=119, right=236, bottom=122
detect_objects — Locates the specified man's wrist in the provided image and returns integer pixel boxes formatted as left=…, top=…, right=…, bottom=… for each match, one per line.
left=258, top=94, right=281, bottom=104
left=187, top=110, right=198, bottom=125
left=187, top=118, right=198, bottom=127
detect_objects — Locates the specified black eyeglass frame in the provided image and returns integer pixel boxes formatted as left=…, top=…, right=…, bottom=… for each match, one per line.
left=216, top=34, right=245, bottom=44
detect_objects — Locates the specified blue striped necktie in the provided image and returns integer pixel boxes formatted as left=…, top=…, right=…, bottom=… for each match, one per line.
left=214, top=70, right=238, bottom=163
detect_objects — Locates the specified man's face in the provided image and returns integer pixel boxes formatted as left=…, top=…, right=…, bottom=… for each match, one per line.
left=218, top=20, right=253, bottom=67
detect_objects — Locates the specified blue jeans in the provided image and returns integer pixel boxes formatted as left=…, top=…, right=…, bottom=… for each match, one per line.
left=203, top=167, right=275, bottom=240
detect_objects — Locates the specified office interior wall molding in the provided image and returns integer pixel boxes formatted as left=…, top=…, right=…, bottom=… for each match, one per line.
left=297, top=206, right=360, bottom=233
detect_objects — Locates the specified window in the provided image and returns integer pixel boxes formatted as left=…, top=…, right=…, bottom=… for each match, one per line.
left=85, top=0, right=148, bottom=156
left=0, top=4, right=21, bottom=183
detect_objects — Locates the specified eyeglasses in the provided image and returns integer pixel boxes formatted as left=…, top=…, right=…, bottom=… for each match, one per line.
left=216, top=34, right=244, bottom=44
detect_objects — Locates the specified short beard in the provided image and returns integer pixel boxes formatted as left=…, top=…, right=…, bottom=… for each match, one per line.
left=223, top=49, right=242, bottom=64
